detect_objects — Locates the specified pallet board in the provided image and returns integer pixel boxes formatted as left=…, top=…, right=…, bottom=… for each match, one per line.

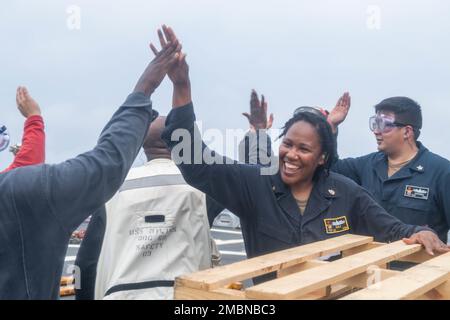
left=174, top=234, right=450, bottom=300
left=60, top=276, right=75, bottom=297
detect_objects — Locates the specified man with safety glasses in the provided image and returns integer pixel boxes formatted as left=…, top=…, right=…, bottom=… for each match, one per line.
left=328, top=95, right=450, bottom=249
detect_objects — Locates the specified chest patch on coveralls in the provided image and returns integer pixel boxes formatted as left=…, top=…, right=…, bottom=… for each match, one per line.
left=404, top=185, right=429, bottom=200
left=324, top=216, right=350, bottom=234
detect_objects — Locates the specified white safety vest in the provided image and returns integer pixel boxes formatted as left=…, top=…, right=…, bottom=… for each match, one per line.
left=95, top=159, right=212, bottom=300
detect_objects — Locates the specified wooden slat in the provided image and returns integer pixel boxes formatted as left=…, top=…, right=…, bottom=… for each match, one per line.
left=60, top=286, right=75, bottom=297
left=297, top=284, right=353, bottom=300
left=277, top=260, right=328, bottom=278
left=245, top=240, right=422, bottom=299
left=176, top=235, right=373, bottom=291
left=397, top=250, right=435, bottom=264
left=416, top=282, right=450, bottom=300
left=416, top=281, right=450, bottom=300
left=340, top=269, right=400, bottom=289
left=60, top=276, right=74, bottom=286
left=175, top=286, right=246, bottom=300
left=342, top=252, right=450, bottom=300
left=342, top=242, right=385, bottom=257
left=433, top=281, right=450, bottom=299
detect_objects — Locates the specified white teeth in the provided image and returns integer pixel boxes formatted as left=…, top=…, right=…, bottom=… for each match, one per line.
left=284, top=162, right=300, bottom=170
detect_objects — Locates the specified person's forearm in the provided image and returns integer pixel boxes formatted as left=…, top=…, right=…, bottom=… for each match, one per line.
left=133, top=64, right=160, bottom=97
left=328, top=121, right=338, bottom=134
left=20, top=115, right=45, bottom=164
left=46, top=92, right=154, bottom=232
left=2, top=115, right=45, bottom=173
left=173, top=82, right=192, bottom=108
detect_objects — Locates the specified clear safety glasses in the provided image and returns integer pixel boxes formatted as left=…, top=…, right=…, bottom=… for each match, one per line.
left=369, top=115, right=406, bottom=133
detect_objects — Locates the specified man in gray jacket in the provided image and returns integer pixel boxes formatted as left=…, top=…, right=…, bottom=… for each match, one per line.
left=0, top=26, right=181, bottom=299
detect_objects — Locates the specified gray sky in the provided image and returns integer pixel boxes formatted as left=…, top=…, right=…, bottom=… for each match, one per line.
left=1, top=0, right=450, bottom=168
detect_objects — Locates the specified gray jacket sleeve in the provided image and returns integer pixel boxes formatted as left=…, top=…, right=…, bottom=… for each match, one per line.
left=43, top=92, right=154, bottom=232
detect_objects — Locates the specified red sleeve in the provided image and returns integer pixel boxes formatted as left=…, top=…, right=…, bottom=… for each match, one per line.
left=2, top=115, right=45, bottom=173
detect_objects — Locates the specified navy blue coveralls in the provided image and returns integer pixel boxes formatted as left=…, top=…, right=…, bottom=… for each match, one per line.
left=0, top=92, right=155, bottom=299
left=161, top=104, right=430, bottom=276
left=333, top=142, right=450, bottom=243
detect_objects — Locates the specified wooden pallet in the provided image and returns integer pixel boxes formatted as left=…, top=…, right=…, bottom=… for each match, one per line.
left=60, top=276, right=75, bottom=297
left=174, top=234, right=450, bottom=300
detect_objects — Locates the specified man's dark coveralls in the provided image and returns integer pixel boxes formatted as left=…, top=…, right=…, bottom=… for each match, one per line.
left=333, top=142, right=450, bottom=243
left=0, top=92, right=155, bottom=299
left=160, top=104, right=431, bottom=284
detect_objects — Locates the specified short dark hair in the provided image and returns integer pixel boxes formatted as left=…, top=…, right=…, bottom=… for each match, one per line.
left=279, top=112, right=336, bottom=179
left=374, top=97, right=422, bottom=140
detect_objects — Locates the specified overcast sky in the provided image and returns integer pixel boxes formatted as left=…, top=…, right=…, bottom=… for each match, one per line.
left=1, top=0, right=450, bottom=168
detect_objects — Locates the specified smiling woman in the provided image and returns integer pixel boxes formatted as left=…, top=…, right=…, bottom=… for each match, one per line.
left=278, top=112, right=335, bottom=202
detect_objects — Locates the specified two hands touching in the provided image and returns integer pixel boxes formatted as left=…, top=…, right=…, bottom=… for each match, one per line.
left=134, top=25, right=190, bottom=107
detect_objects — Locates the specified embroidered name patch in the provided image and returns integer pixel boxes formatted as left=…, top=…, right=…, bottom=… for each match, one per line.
left=404, top=185, right=429, bottom=200
left=324, top=216, right=350, bottom=234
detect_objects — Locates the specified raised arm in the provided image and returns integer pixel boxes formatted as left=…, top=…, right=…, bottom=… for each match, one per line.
left=239, top=90, right=274, bottom=165
left=325, top=92, right=367, bottom=183
left=160, top=26, right=258, bottom=219
left=13, top=27, right=182, bottom=233
left=2, top=87, right=45, bottom=173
